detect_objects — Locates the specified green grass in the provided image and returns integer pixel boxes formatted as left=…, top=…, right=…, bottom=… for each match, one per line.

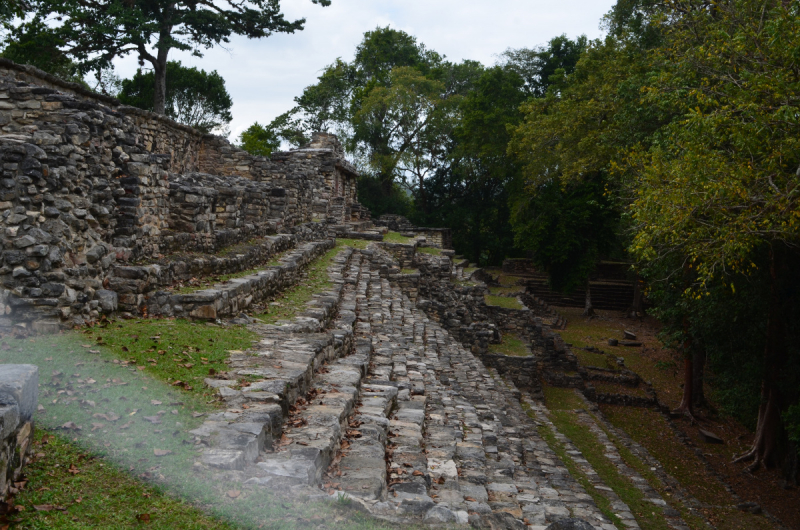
left=400, top=268, right=419, bottom=275
left=12, top=430, right=233, bottom=529
left=81, top=318, right=256, bottom=402
left=542, top=388, right=672, bottom=530
left=416, top=246, right=441, bottom=255
left=462, top=267, right=478, bottom=276
left=488, top=333, right=530, bottom=357
left=383, top=231, right=414, bottom=244
left=0, top=330, right=399, bottom=530
left=484, top=294, right=523, bottom=309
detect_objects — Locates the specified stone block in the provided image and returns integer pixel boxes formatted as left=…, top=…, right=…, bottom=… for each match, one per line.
left=0, top=365, right=38, bottom=421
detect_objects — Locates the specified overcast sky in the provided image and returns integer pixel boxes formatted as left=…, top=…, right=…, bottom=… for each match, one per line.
left=112, top=0, right=617, bottom=140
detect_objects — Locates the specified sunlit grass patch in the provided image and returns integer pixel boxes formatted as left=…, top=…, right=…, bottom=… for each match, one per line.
left=488, top=333, right=530, bottom=357
left=484, top=294, right=522, bottom=309
left=488, top=286, right=520, bottom=296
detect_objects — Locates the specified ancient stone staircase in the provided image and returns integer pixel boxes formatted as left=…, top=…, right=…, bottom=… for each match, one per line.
left=181, top=241, right=655, bottom=529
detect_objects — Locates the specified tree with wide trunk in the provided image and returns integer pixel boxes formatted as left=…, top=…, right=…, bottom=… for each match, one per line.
left=28, top=0, right=330, bottom=115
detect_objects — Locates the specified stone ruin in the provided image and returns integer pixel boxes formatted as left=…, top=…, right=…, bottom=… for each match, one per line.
left=0, top=58, right=371, bottom=332
left=0, top=59, right=688, bottom=529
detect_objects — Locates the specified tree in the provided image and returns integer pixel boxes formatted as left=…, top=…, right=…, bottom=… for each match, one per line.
left=353, top=66, right=456, bottom=213
left=118, top=61, right=232, bottom=134
left=238, top=121, right=280, bottom=157
left=0, top=19, right=84, bottom=84
left=32, top=0, right=331, bottom=115
left=629, top=0, right=800, bottom=470
left=501, top=34, right=588, bottom=98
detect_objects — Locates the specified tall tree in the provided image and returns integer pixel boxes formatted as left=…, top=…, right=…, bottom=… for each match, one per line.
left=118, top=61, right=232, bottom=134
left=629, top=0, right=800, bottom=470
left=31, top=0, right=330, bottom=114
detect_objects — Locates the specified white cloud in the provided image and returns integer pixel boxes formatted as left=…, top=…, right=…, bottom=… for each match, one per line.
left=112, top=0, right=615, bottom=140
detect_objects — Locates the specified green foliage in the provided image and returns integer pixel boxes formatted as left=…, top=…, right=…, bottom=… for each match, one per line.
left=238, top=121, right=281, bottom=157
left=501, top=34, right=588, bottom=97
left=628, top=0, right=800, bottom=286
left=356, top=174, right=413, bottom=218
left=511, top=176, right=620, bottom=294
left=29, top=0, right=330, bottom=113
left=118, top=61, right=232, bottom=133
left=0, top=18, right=85, bottom=84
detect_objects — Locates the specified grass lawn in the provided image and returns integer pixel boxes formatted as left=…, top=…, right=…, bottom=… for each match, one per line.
left=78, top=318, right=256, bottom=403
left=10, top=430, right=234, bottom=529
left=484, top=294, right=523, bottom=310
left=488, top=286, right=521, bottom=296
left=488, top=333, right=530, bottom=357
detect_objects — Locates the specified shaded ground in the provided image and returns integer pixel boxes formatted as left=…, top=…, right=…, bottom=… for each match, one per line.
left=553, top=306, right=800, bottom=530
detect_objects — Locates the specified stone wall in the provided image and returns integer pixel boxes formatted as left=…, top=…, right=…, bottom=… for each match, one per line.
left=374, top=215, right=452, bottom=249
left=0, top=364, right=37, bottom=502
left=0, top=59, right=368, bottom=331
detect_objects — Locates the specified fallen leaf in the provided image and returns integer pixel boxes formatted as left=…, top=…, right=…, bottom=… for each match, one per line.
left=68, top=464, right=80, bottom=475
left=151, top=400, right=162, bottom=406
left=226, top=490, right=241, bottom=499
left=412, top=470, right=424, bottom=476
left=121, top=346, right=129, bottom=352
left=153, top=449, right=171, bottom=457
left=33, top=504, right=64, bottom=511
left=90, top=423, right=104, bottom=432
left=119, top=421, right=133, bottom=430
left=136, top=513, right=151, bottom=523
left=60, top=422, right=80, bottom=431
left=143, top=416, right=162, bottom=425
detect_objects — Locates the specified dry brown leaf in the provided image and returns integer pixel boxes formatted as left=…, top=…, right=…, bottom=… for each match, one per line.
left=226, top=490, right=241, bottom=499
left=153, top=449, right=172, bottom=457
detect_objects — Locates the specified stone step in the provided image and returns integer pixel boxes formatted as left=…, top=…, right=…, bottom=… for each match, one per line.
left=188, top=246, right=361, bottom=473
left=148, top=239, right=335, bottom=319
left=328, top=245, right=620, bottom=528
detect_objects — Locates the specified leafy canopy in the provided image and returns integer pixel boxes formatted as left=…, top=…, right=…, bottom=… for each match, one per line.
left=238, top=122, right=280, bottom=157
left=629, top=0, right=800, bottom=287
left=117, top=61, right=232, bottom=134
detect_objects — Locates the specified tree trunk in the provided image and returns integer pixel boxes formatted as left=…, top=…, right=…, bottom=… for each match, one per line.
left=628, top=274, right=644, bottom=317
left=735, top=246, right=787, bottom=471
left=153, top=53, right=168, bottom=115
left=692, top=347, right=706, bottom=407
left=672, top=317, right=695, bottom=420
left=582, top=281, right=594, bottom=317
